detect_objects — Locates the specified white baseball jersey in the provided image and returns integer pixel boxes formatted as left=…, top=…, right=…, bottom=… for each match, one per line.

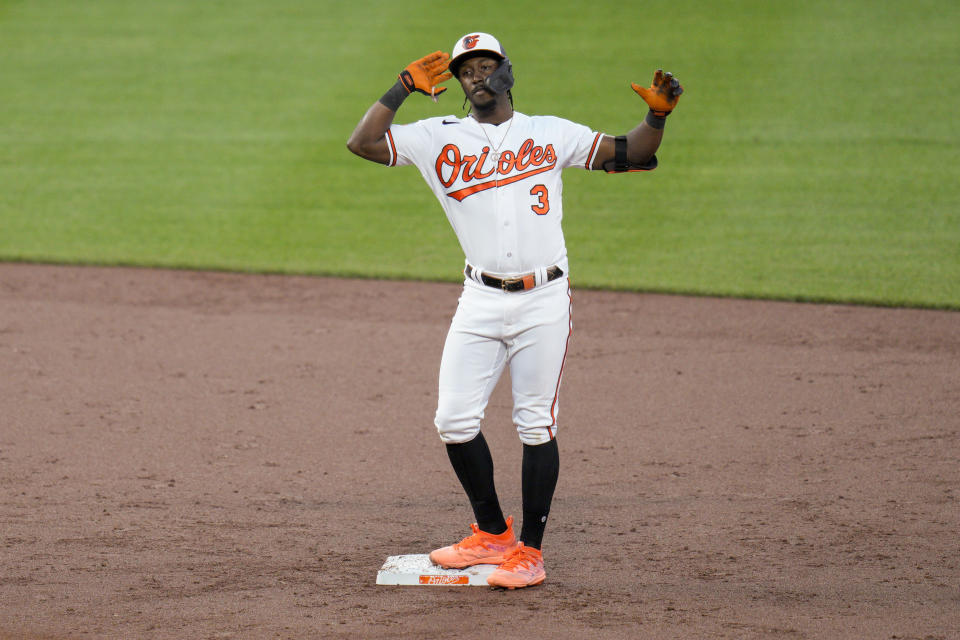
left=386, top=111, right=603, bottom=276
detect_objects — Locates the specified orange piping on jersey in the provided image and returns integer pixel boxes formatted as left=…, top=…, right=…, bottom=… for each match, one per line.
left=547, top=282, right=573, bottom=439
left=445, top=164, right=554, bottom=202
left=386, top=129, right=398, bottom=167
left=585, top=132, right=602, bottom=170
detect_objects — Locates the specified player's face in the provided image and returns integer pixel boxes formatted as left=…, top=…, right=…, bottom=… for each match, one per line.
left=458, top=55, right=502, bottom=109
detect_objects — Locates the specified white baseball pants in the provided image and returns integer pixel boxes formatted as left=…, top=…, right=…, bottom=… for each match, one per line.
left=434, top=278, right=572, bottom=446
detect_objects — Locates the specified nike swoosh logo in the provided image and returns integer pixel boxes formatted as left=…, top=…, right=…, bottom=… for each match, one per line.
left=442, top=119, right=459, bottom=125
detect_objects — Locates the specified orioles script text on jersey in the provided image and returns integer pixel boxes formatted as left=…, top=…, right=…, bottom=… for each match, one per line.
left=436, top=139, right=558, bottom=201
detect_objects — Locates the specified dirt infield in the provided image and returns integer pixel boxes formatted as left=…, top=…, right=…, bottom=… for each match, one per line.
left=1, top=263, right=958, bottom=639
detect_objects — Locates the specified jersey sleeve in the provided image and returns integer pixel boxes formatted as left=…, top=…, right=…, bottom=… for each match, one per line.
left=547, top=116, right=604, bottom=171
left=385, top=118, right=436, bottom=168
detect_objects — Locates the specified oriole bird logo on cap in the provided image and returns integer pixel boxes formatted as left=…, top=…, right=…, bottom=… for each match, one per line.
left=463, top=35, right=480, bottom=49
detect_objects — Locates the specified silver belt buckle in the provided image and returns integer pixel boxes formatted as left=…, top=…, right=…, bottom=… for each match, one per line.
left=501, top=276, right=521, bottom=291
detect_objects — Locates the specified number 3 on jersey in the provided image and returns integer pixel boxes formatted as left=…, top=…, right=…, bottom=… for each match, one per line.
left=530, top=185, right=550, bottom=216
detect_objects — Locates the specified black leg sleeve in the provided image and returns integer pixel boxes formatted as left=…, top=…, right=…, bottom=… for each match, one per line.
left=520, top=438, right=560, bottom=549
left=445, top=432, right=507, bottom=535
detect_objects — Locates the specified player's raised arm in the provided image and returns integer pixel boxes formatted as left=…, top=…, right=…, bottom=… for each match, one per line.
left=591, top=69, right=684, bottom=172
left=346, top=51, right=453, bottom=165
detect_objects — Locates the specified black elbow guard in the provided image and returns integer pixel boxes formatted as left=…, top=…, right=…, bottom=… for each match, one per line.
left=602, top=135, right=658, bottom=173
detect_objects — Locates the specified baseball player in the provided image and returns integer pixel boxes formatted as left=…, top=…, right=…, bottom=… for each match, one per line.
left=347, top=32, right=682, bottom=589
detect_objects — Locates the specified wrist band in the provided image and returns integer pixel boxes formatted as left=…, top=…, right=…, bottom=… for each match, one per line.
left=644, top=109, right=667, bottom=130
left=379, top=79, right=409, bottom=111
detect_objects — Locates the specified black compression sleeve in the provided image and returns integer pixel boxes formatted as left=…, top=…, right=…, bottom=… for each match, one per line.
left=644, top=109, right=667, bottom=130
left=379, top=79, right=409, bottom=111
left=445, top=433, right=506, bottom=535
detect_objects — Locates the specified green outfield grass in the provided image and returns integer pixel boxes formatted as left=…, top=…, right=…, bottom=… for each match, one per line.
left=1, top=0, right=958, bottom=308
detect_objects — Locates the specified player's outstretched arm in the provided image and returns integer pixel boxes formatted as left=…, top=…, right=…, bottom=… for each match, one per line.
left=346, top=51, right=452, bottom=165
left=591, top=69, right=683, bottom=172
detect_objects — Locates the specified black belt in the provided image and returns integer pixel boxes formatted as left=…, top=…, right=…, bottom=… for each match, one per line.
left=465, top=264, right=564, bottom=292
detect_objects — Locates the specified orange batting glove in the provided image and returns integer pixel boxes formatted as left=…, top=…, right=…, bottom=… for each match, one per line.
left=399, top=51, right=453, bottom=100
left=631, top=69, right=684, bottom=116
